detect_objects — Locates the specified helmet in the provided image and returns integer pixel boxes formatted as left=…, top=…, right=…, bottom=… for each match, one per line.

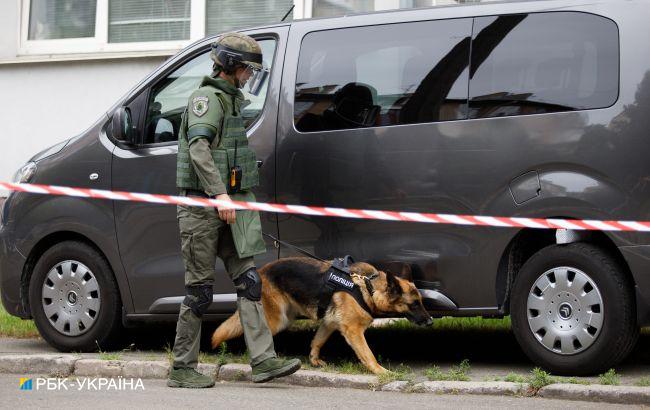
left=211, top=32, right=263, bottom=71
left=210, top=32, right=268, bottom=95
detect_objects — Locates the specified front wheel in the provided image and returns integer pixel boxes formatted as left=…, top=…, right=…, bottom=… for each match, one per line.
left=29, top=241, right=123, bottom=352
left=510, top=242, right=638, bottom=376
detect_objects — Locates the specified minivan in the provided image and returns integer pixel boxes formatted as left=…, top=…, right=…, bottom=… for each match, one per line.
left=2, top=0, right=649, bottom=376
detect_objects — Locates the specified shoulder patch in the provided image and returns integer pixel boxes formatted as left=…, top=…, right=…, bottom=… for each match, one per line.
left=192, top=96, right=209, bottom=117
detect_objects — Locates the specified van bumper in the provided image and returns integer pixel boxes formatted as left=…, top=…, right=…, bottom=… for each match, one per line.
left=619, top=245, right=650, bottom=326
left=0, top=224, right=29, bottom=319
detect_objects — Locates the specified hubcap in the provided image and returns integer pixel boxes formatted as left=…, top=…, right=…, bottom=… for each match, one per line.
left=41, top=260, right=101, bottom=336
left=526, top=266, right=603, bottom=355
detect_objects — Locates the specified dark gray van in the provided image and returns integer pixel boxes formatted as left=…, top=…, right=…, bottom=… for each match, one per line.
left=2, top=0, right=649, bottom=375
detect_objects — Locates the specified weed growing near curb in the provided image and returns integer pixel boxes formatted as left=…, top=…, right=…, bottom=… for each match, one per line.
left=556, top=376, right=590, bottom=385
left=377, top=364, right=415, bottom=384
left=504, top=373, right=527, bottom=383
left=95, top=340, right=121, bottom=361
left=527, top=368, right=554, bottom=391
left=634, top=376, right=650, bottom=387
left=198, top=352, right=221, bottom=364
left=425, top=359, right=471, bottom=381
left=598, top=369, right=620, bottom=386
left=163, top=343, right=173, bottom=365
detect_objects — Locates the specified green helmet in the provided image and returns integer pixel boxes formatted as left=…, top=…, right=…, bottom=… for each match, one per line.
left=210, top=32, right=263, bottom=71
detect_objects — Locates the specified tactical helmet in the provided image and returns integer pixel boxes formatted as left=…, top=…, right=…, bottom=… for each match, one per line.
left=210, top=32, right=269, bottom=95
left=210, top=32, right=263, bottom=71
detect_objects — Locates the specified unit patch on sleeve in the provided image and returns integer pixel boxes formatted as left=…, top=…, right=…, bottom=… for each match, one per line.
left=192, top=96, right=209, bottom=117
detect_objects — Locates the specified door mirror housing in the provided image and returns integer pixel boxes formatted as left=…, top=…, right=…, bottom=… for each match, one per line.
left=111, top=107, right=135, bottom=144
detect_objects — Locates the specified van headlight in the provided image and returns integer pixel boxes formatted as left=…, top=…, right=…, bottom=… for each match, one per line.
left=12, top=162, right=37, bottom=183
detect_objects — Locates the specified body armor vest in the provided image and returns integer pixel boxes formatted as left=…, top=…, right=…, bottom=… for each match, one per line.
left=176, top=86, right=259, bottom=193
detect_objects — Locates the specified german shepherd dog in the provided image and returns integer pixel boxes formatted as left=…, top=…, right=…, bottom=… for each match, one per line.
left=211, top=257, right=433, bottom=374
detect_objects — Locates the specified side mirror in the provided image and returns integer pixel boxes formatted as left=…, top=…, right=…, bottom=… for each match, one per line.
left=111, top=107, right=134, bottom=143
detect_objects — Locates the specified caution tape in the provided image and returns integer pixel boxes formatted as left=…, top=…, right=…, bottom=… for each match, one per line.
left=1, top=181, right=649, bottom=232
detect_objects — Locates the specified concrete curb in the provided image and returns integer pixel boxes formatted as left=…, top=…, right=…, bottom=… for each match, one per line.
left=0, top=354, right=78, bottom=377
left=538, top=383, right=650, bottom=405
left=1, top=355, right=649, bottom=404
left=218, top=363, right=378, bottom=389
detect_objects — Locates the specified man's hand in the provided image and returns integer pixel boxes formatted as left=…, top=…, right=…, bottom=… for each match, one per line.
left=215, top=193, right=236, bottom=224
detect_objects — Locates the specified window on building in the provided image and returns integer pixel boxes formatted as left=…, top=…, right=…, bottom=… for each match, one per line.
left=144, top=38, right=277, bottom=144
left=28, top=0, right=97, bottom=40
left=206, top=0, right=293, bottom=35
left=294, top=19, right=472, bottom=132
left=109, top=0, right=191, bottom=43
left=468, top=12, right=619, bottom=119
left=312, top=0, right=373, bottom=18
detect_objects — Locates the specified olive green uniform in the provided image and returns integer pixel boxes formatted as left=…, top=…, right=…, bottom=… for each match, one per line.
left=172, top=75, right=276, bottom=369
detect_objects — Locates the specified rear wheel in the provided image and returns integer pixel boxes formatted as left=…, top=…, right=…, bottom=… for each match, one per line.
left=510, top=242, right=638, bottom=375
left=29, top=241, right=123, bottom=352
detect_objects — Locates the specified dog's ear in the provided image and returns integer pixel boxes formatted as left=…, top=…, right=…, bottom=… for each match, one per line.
left=385, top=272, right=402, bottom=300
left=395, top=263, right=413, bottom=282
left=370, top=261, right=413, bottom=282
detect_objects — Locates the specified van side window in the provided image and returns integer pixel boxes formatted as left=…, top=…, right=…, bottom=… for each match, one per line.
left=469, top=13, right=619, bottom=119
left=294, top=19, right=472, bottom=132
left=143, top=38, right=276, bottom=144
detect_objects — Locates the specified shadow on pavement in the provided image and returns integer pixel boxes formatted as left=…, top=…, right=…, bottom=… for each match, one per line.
left=123, top=322, right=650, bottom=369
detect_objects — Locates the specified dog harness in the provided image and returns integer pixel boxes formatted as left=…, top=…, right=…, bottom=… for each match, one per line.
left=317, top=255, right=375, bottom=319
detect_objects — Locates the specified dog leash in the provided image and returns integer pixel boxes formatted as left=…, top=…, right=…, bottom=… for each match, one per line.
left=263, top=232, right=335, bottom=267
left=263, top=232, right=379, bottom=280
left=262, top=232, right=379, bottom=294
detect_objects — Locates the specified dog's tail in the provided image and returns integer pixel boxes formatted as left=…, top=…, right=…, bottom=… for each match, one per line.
left=211, top=310, right=244, bottom=350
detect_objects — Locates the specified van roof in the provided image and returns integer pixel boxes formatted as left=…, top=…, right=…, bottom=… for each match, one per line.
left=294, top=0, right=550, bottom=23
left=208, top=0, right=608, bottom=40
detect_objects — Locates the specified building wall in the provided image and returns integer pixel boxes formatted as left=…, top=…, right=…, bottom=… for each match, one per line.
left=0, top=57, right=166, bottom=188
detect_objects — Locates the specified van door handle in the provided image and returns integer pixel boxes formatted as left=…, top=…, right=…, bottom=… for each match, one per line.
left=256, top=160, right=263, bottom=168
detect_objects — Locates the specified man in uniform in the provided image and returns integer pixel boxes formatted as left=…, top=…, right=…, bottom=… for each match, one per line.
left=168, top=32, right=301, bottom=388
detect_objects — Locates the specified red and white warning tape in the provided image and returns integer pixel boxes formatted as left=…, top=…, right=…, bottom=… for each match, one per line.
left=1, top=181, right=649, bottom=232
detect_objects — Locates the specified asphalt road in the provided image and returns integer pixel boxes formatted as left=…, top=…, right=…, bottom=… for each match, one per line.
left=1, top=374, right=641, bottom=409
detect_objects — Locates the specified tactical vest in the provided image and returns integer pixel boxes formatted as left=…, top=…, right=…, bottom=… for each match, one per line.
left=176, top=87, right=259, bottom=193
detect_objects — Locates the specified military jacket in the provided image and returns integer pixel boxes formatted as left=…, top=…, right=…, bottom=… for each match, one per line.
left=176, top=76, right=265, bottom=258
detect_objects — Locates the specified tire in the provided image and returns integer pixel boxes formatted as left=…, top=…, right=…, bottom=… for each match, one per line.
left=29, top=241, right=123, bottom=352
left=510, top=242, right=638, bottom=376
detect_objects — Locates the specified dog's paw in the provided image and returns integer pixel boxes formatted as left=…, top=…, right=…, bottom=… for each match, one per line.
left=309, top=357, right=327, bottom=367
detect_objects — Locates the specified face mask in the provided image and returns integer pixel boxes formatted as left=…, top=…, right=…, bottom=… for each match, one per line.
left=243, top=63, right=270, bottom=96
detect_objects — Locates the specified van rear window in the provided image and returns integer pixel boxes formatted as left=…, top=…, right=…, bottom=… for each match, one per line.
left=469, top=12, right=619, bottom=119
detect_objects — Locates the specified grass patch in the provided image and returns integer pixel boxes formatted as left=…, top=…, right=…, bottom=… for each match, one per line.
left=377, top=364, right=414, bottom=384
left=0, top=302, right=40, bottom=338
left=305, top=359, right=370, bottom=375
left=527, top=368, right=554, bottom=391
left=95, top=340, right=121, bottom=361
left=634, top=377, right=650, bottom=387
left=425, top=359, right=471, bottom=381
left=504, top=373, right=527, bottom=383
left=202, top=342, right=250, bottom=365
left=598, top=369, right=620, bottom=386
left=98, top=352, right=121, bottom=360
left=556, top=376, right=590, bottom=385
left=378, top=317, right=511, bottom=332
left=163, top=343, right=173, bottom=365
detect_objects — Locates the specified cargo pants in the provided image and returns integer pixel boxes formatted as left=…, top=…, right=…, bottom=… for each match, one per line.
left=171, top=203, right=276, bottom=369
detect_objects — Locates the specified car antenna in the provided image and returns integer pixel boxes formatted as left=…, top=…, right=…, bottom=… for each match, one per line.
left=281, top=4, right=295, bottom=22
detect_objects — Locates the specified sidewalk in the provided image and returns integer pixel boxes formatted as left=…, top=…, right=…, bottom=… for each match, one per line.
left=1, top=330, right=650, bottom=405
